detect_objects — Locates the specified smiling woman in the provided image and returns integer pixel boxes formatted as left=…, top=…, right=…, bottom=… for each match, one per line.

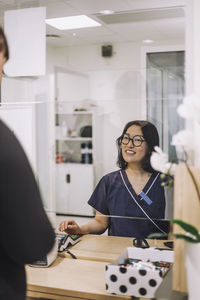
left=59, top=120, right=168, bottom=238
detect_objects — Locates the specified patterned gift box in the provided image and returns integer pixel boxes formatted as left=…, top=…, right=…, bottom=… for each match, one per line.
left=105, top=247, right=174, bottom=298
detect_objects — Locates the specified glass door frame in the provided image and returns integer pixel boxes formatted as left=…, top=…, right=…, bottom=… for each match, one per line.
left=140, top=44, right=185, bottom=155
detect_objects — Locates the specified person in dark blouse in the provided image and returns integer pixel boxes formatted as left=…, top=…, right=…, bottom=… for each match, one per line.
left=0, top=27, right=55, bottom=300
left=59, top=120, right=166, bottom=238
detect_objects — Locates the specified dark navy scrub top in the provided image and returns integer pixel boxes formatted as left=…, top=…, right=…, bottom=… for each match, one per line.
left=88, top=169, right=166, bottom=238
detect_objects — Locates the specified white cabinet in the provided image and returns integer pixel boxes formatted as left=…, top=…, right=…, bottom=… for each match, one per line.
left=55, top=163, right=94, bottom=216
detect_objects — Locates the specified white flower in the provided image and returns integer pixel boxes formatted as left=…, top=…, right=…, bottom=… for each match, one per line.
left=171, top=130, right=195, bottom=153
left=177, top=94, right=200, bottom=124
left=150, top=146, right=176, bottom=175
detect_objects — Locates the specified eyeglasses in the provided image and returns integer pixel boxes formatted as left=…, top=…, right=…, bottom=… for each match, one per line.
left=121, top=135, right=145, bottom=147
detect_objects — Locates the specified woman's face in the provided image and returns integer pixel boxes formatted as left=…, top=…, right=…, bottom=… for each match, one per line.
left=121, top=125, right=149, bottom=167
left=0, top=51, right=6, bottom=83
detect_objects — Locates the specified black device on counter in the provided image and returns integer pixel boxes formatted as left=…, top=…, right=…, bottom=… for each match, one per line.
left=56, top=233, right=81, bottom=252
left=164, top=241, right=174, bottom=249
left=133, top=238, right=150, bottom=249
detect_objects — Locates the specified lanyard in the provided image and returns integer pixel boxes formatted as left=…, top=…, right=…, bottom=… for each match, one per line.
left=120, top=170, right=167, bottom=234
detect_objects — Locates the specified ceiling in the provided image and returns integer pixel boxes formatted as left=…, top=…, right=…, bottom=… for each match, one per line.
left=0, top=0, right=185, bottom=47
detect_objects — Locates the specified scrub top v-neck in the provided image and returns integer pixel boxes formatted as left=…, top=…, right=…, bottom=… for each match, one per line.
left=88, top=169, right=166, bottom=238
left=121, top=169, right=159, bottom=199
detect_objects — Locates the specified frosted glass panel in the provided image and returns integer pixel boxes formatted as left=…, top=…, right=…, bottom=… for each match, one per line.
left=0, top=104, right=35, bottom=170
left=57, top=69, right=89, bottom=103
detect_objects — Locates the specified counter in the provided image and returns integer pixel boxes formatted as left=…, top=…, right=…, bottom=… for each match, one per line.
left=26, top=234, right=172, bottom=300
left=59, top=234, right=166, bottom=262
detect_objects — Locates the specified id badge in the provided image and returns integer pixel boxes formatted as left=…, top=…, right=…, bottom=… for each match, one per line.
left=139, top=191, right=152, bottom=205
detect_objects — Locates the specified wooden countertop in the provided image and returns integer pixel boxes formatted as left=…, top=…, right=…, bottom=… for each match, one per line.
left=59, top=234, right=169, bottom=262
left=27, top=256, right=130, bottom=300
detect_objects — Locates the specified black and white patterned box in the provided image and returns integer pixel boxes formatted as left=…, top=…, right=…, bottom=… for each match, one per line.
left=105, top=247, right=174, bottom=298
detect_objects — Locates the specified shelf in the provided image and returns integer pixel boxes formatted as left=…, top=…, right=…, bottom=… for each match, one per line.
left=56, top=137, right=92, bottom=141
left=56, top=162, right=94, bottom=166
left=56, top=111, right=93, bottom=115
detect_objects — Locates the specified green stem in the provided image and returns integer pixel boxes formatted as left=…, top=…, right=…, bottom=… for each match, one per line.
left=184, top=151, right=200, bottom=205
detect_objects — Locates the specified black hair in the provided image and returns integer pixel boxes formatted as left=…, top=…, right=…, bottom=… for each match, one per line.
left=0, top=27, right=9, bottom=60
left=116, top=120, right=159, bottom=172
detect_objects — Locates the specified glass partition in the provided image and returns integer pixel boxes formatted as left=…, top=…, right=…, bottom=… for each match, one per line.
left=0, top=1, right=185, bottom=238
left=0, top=82, right=176, bottom=238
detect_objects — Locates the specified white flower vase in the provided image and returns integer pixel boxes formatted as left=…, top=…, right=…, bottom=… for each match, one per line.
left=185, top=242, right=200, bottom=300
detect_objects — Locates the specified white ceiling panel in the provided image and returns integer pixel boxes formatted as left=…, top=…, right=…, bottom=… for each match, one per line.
left=126, top=0, right=185, bottom=10
left=45, top=1, right=79, bottom=18
left=66, top=26, right=116, bottom=38
left=66, top=0, right=132, bottom=14
left=109, top=22, right=167, bottom=42
left=0, top=0, right=185, bottom=47
left=151, top=18, right=185, bottom=39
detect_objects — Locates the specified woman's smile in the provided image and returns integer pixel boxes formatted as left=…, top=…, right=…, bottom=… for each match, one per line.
left=125, top=149, right=136, bottom=155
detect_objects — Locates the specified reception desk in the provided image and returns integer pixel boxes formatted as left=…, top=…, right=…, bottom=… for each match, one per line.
left=26, top=234, right=171, bottom=300
left=59, top=234, right=166, bottom=262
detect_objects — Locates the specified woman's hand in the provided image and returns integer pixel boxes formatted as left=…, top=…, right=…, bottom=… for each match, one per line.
left=59, top=219, right=81, bottom=235
left=59, top=211, right=109, bottom=236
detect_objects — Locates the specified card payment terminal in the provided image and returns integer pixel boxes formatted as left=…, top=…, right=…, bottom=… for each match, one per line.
left=56, top=233, right=81, bottom=252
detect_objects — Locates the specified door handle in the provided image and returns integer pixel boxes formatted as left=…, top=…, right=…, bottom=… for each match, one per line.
left=66, top=174, right=70, bottom=183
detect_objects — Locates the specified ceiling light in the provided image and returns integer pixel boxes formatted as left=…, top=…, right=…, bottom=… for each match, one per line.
left=46, top=15, right=101, bottom=30
left=143, top=39, right=154, bottom=44
left=99, top=10, right=115, bottom=15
